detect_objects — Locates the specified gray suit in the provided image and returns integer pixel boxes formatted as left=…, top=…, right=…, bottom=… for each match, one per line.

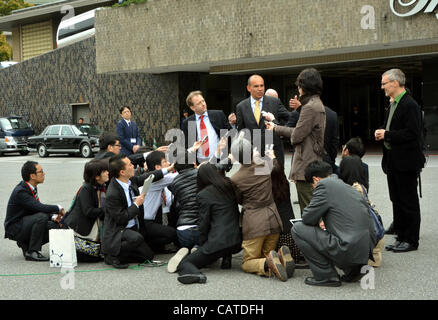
left=291, top=175, right=376, bottom=280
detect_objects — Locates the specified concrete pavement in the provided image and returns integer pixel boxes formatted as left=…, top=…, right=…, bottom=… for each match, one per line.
left=0, top=151, right=437, bottom=300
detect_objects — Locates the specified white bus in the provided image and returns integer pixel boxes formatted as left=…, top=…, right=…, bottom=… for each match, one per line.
left=56, top=9, right=96, bottom=48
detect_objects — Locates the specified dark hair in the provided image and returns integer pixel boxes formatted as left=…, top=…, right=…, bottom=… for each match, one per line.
left=197, top=163, right=235, bottom=200
left=109, top=154, right=127, bottom=179
left=304, top=160, right=332, bottom=183
left=146, top=151, right=165, bottom=171
left=339, top=155, right=367, bottom=188
left=345, top=137, right=365, bottom=158
left=99, top=132, right=120, bottom=151
left=21, top=161, right=38, bottom=181
left=119, top=106, right=131, bottom=114
left=271, top=159, right=290, bottom=201
left=295, top=68, right=323, bottom=98
left=84, top=159, right=108, bottom=185
left=174, top=150, right=195, bottom=172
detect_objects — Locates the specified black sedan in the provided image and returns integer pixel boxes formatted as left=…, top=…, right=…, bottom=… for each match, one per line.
left=27, top=124, right=100, bottom=158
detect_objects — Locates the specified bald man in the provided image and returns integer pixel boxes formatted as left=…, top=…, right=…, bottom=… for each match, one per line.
left=232, top=75, right=290, bottom=164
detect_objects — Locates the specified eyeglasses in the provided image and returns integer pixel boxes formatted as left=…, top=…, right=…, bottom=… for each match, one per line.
left=381, top=80, right=394, bottom=86
left=113, top=144, right=122, bottom=148
left=35, top=170, right=44, bottom=174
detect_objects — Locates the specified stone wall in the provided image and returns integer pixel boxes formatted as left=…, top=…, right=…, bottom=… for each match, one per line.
left=95, top=0, right=438, bottom=74
left=0, top=37, right=179, bottom=145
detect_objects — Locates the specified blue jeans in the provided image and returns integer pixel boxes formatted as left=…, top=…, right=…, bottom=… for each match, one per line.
left=176, top=228, right=200, bottom=249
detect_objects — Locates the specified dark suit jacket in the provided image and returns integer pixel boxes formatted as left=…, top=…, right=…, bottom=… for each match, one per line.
left=323, top=106, right=339, bottom=169
left=4, top=181, right=59, bottom=239
left=197, top=185, right=242, bottom=255
left=64, top=183, right=104, bottom=236
left=116, top=119, right=142, bottom=156
left=235, top=95, right=290, bottom=164
left=182, top=110, right=230, bottom=149
left=101, top=170, right=163, bottom=256
left=301, top=175, right=376, bottom=266
left=381, top=93, right=425, bottom=173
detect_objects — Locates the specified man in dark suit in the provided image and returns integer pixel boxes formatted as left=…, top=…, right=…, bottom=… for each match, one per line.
left=182, top=91, right=231, bottom=163
left=291, top=160, right=376, bottom=287
left=102, top=154, right=164, bottom=268
left=231, top=75, right=290, bottom=165
left=4, top=161, right=63, bottom=261
left=323, top=106, right=339, bottom=171
left=116, top=106, right=142, bottom=156
left=375, top=69, right=425, bottom=253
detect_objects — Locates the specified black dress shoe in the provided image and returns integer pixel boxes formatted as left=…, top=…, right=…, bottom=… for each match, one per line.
left=385, top=240, right=401, bottom=251
left=385, top=222, right=395, bottom=235
left=341, top=265, right=364, bottom=283
left=392, top=242, right=418, bottom=253
left=177, top=274, right=207, bottom=284
left=25, top=251, right=49, bottom=262
left=305, top=276, right=341, bottom=287
left=220, top=255, right=232, bottom=269
left=104, top=255, right=129, bottom=269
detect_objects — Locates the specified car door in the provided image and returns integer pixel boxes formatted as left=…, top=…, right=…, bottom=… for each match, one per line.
left=44, top=125, right=61, bottom=150
left=59, top=125, right=77, bottom=150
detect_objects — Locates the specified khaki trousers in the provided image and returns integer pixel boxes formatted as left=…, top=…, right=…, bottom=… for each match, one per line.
left=368, top=237, right=385, bottom=267
left=241, top=234, right=280, bottom=276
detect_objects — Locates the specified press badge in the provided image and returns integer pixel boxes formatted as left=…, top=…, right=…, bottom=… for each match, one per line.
left=130, top=138, right=136, bottom=143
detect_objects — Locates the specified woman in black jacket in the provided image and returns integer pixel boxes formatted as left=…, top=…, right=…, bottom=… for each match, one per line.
left=64, top=159, right=109, bottom=262
left=176, top=163, right=242, bottom=284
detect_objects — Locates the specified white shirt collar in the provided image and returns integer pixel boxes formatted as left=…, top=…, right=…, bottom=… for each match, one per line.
left=195, top=111, right=208, bottom=121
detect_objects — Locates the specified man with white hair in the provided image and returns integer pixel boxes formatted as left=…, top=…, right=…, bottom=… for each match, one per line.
left=374, top=68, right=425, bottom=253
left=265, top=88, right=279, bottom=99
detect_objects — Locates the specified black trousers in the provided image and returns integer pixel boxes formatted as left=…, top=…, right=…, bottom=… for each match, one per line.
left=177, top=243, right=241, bottom=276
left=387, top=170, right=421, bottom=247
left=119, top=228, right=154, bottom=263
left=142, top=220, right=177, bottom=251
left=14, top=213, right=59, bottom=253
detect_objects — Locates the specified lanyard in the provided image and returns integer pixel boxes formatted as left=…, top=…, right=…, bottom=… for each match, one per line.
left=25, top=182, right=39, bottom=202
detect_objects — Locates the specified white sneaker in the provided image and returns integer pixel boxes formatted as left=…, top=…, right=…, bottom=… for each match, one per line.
left=167, top=247, right=189, bottom=273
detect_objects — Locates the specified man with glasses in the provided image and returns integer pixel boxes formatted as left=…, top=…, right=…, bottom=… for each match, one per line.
left=374, top=69, right=425, bottom=253
left=4, top=161, right=64, bottom=261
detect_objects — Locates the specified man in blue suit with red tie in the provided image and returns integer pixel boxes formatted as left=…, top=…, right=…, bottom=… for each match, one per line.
left=116, top=106, right=142, bottom=156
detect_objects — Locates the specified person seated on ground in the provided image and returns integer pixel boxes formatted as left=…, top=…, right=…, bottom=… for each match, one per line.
left=102, top=154, right=164, bottom=269
left=291, top=160, right=377, bottom=287
left=340, top=137, right=369, bottom=191
left=63, top=159, right=109, bottom=262
left=269, top=152, right=307, bottom=269
left=4, top=161, right=64, bottom=261
left=175, top=163, right=242, bottom=284
left=95, top=132, right=168, bottom=175
left=339, top=156, right=384, bottom=268
left=141, top=151, right=178, bottom=253
left=166, top=151, right=200, bottom=273
left=228, top=137, right=294, bottom=282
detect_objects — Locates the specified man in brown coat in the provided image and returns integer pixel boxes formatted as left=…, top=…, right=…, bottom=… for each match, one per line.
left=228, top=137, right=294, bottom=282
left=267, top=68, right=326, bottom=213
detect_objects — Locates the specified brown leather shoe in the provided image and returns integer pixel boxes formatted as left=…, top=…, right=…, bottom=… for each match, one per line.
left=266, top=250, right=288, bottom=282
left=278, top=246, right=295, bottom=278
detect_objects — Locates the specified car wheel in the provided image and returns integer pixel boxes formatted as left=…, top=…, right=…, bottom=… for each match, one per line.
left=37, top=144, right=48, bottom=158
left=80, top=143, right=92, bottom=158
left=20, top=150, right=30, bottom=156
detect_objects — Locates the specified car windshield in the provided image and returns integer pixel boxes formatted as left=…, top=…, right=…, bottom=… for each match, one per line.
left=75, top=124, right=101, bottom=135
left=0, top=118, right=31, bottom=130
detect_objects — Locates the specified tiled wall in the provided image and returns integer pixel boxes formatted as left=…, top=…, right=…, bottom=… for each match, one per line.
left=0, top=37, right=180, bottom=145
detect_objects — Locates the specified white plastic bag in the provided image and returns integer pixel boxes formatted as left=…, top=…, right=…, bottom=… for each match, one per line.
left=49, top=229, right=77, bottom=268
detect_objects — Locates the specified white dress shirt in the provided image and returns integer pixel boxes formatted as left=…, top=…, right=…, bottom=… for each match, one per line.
left=195, top=111, right=219, bottom=161
left=143, top=169, right=179, bottom=220
left=115, top=178, right=138, bottom=229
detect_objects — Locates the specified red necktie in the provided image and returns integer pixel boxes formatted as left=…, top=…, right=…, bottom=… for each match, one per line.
left=200, top=115, right=209, bottom=157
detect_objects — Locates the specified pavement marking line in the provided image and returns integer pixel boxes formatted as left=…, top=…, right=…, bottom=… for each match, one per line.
left=0, top=260, right=168, bottom=277
left=0, top=268, right=116, bottom=277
